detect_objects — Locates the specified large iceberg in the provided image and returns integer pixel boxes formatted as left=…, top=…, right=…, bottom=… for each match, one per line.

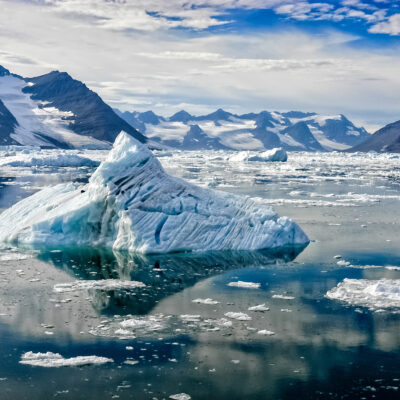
left=0, top=132, right=308, bottom=253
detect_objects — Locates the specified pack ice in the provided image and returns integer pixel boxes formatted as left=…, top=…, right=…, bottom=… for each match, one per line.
left=0, top=132, right=308, bottom=253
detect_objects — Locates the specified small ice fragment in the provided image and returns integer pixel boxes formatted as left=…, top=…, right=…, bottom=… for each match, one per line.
left=248, top=304, right=269, bottom=312
left=192, top=298, right=219, bottom=305
left=169, top=394, right=191, bottom=400
left=224, top=312, right=251, bottom=321
left=124, top=359, right=139, bottom=365
left=280, top=308, right=292, bottom=312
left=231, top=360, right=240, bottom=364
left=227, top=281, right=260, bottom=289
left=337, top=260, right=350, bottom=266
left=334, top=255, right=342, bottom=259
left=257, top=330, right=275, bottom=335
left=272, top=294, right=295, bottom=300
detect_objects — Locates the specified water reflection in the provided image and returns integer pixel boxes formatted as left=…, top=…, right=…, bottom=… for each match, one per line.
left=36, top=245, right=306, bottom=316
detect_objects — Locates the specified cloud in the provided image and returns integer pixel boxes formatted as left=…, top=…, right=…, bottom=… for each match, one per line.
left=370, top=13, right=400, bottom=35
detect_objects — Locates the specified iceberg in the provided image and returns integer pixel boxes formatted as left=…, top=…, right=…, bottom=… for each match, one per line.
left=229, top=148, right=288, bottom=162
left=0, top=132, right=308, bottom=253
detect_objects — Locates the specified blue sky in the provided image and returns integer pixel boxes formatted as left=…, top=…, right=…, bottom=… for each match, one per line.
left=1, top=0, right=400, bottom=130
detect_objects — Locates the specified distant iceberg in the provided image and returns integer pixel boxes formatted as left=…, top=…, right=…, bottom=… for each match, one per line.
left=229, top=148, right=288, bottom=163
left=0, top=132, right=308, bottom=253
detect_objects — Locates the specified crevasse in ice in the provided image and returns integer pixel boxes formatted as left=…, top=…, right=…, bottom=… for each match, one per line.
left=0, top=132, right=308, bottom=253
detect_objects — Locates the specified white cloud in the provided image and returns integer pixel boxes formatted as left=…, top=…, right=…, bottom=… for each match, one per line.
left=369, top=13, right=400, bottom=35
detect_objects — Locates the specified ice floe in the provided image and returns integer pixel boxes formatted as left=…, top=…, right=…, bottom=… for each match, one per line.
left=257, top=330, right=275, bottom=335
left=248, top=304, right=269, bottom=311
left=169, top=394, right=191, bottom=400
left=224, top=312, right=252, bottom=321
left=272, top=294, right=295, bottom=300
left=227, top=281, right=261, bottom=289
left=0, top=131, right=308, bottom=253
left=53, top=279, right=145, bottom=293
left=20, top=351, right=113, bottom=367
left=192, top=298, right=219, bottom=305
left=326, top=279, right=400, bottom=310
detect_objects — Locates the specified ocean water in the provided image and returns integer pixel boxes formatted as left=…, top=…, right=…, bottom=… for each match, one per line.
left=0, top=150, right=399, bottom=399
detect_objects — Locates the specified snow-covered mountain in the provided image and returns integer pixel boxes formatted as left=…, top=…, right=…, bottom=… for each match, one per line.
left=116, top=108, right=370, bottom=152
left=350, top=119, right=400, bottom=153
left=0, top=66, right=146, bottom=149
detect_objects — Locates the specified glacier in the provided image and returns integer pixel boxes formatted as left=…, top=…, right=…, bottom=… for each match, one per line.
left=0, top=131, right=308, bottom=253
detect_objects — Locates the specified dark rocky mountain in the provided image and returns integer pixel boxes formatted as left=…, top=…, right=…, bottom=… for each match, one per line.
left=23, top=70, right=146, bottom=145
left=350, top=120, right=400, bottom=153
left=0, top=99, right=19, bottom=145
left=281, top=122, right=324, bottom=151
left=0, top=66, right=146, bottom=148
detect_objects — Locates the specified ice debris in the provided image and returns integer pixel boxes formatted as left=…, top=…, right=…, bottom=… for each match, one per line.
left=326, top=278, right=400, bottom=310
left=53, top=279, right=145, bottom=293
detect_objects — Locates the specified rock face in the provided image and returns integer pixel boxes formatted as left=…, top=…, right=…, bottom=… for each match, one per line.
left=0, top=66, right=146, bottom=148
left=117, top=108, right=370, bottom=152
left=350, top=120, right=400, bottom=153
left=0, top=132, right=309, bottom=253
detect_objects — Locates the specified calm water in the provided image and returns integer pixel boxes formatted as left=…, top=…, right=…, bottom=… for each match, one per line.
left=0, top=150, right=399, bottom=399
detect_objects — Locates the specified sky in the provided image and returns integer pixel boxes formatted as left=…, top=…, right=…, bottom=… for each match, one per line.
left=1, top=1, right=400, bottom=131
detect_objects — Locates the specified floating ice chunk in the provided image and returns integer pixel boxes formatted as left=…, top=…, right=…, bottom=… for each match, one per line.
left=257, top=330, right=275, bottom=335
left=326, top=278, right=400, bottom=310
left=169, top=394, right=191, bottom=400
left=385, top=266, right=400, bottom=271
left=227, top=281, right=260, bottom=289
left=0, top=132, right=308, bottom=253
left=337, top=260, right=350, bottom=266
left=224, top=312, right=252, bottom=321
left=248, top=304, right=269, bottom=311
left=192, top=298, right=219, bottom=305
left=20, top=351, right=113, bottom=367
left=53, top=280, right=145, bottom=293
left=272, top=294, right=295, bottom=300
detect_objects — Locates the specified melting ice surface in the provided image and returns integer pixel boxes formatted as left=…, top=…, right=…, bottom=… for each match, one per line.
left=0, top=145, right=400, bottom=399
left=0, top=132, right=308, bottom=253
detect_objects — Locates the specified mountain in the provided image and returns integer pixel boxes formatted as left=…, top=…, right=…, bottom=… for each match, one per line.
left=0, top=66, right=146, bottom=149
left=349, top=120, right=400, bottom=153
left=117, top=108, right=370, bottom=152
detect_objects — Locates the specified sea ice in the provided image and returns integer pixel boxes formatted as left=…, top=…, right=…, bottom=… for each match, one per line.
left=272, top=294, right=295, bottom=300
left=224, top=312, right=252, bottom=321
left=0, top=132, right=308, bottom=253
left=169, top=394, right=191, bottom=400
left=248, top=304, right=269, bottom=311
left=192, top=298, right=219, bottom=305
left=257, top=330, right=275, bottom=335
left=227, top=281, right=261, bottom=289
left=19, top=351, right=113, bottom=367
left=326, top=278, right=400, bottom=310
